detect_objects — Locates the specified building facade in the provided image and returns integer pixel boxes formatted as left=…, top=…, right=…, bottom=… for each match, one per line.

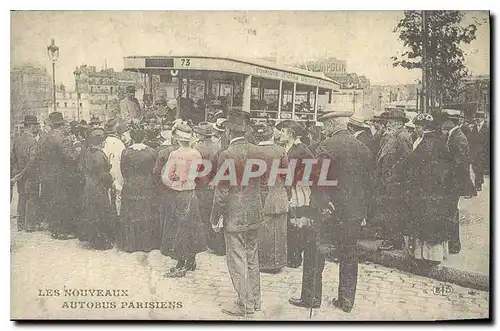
left=11, top=64, right=51, bottom=132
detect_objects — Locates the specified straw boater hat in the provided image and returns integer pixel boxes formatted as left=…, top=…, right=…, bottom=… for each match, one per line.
left=194, top=121, right=215, bottom=137
left=442, top=109, right=464, bottom=121
left=317, top=110, right=354, bottom=122
left=348, top=115, right=371, bottom=129
left=172, top=122, right=194, bottom=142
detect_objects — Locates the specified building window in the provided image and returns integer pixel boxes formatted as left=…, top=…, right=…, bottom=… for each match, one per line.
left=110, top=87, right=113, bottom=94
left=79, top=103, right=83, bottom=108
left=64, top=102, right=67, bottom=107
left=56, top=102, right=60, bottom=107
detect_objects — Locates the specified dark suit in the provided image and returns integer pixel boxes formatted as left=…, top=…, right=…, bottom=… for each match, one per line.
left=11, top=132, right=40, bottom=231
left=354, top=129, right=376, bottom=155
left=36, top=128, right=81, bottom=236
left=255, top=141, right=289, bottom=270
left=474, top=122, right=489, bottom=189
left=210, top=137, right=264, bottom=313
left=444, top=127, right=476, bottom=252
left=307, top=130, right=373, bottom=309
left=194, top=138, right=224, bottom=254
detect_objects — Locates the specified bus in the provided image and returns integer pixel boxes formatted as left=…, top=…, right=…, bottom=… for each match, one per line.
left=123, top=55, right=341, bottom=123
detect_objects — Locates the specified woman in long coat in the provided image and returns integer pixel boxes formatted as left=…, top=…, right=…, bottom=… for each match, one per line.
left=405, top=113, right=449, bottom=264
left=254, top=123, right=289, bottom=273
left=276, top=120, right=314, bottom=268
left=116, top=126, right=160, bottom=255
left=78, top=128, right=115, bottom=250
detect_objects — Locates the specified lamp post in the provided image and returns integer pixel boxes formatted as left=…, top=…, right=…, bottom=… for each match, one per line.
left=47, top=39, right=59, bottom=113
left=73, top=67, right=81, bottom=120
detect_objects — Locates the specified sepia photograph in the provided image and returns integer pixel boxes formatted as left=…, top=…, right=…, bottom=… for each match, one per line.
left=9, top=10, right=490, bottom=321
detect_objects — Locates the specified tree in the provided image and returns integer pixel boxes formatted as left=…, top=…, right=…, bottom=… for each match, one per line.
left=392, top=11, right=482, bottom=111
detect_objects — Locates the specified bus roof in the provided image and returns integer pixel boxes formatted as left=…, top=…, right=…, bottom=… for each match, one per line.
left=123, top=55, right=341, bottom=91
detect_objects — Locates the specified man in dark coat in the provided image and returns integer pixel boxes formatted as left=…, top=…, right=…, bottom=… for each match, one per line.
left=253, top=123, right=289, bottom=273
left=193, top=122, right=224, bottom=255
left=11, top=115, right=41, bottom=231
left=473, top=111, right=489, bottom=190
left=442, top=111, right=477, bottom=254
left=210, top=110, right=264, bottom=317
left=288, top=111, right=373, bottom=312
left=374, top=109, right=412, bottom=251
left=35, top=112, right=81, bottom=240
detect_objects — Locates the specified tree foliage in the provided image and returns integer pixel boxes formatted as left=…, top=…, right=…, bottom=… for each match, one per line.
left=392, top=11, right=480, bottom=107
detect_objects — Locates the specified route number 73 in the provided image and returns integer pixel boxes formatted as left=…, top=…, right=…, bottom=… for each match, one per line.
left=180, top=59, right=191, bottom=66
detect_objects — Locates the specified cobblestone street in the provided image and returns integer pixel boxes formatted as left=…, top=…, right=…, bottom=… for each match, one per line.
left=11, top=229, right=489, bottom=320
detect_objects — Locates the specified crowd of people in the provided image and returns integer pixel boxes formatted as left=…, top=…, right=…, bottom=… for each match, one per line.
left=11, top=84, right=489, bottom=316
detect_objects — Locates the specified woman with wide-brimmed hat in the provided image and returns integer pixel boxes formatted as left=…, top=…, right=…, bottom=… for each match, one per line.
left=160, top=122, right=206, bottom=277
left=404, top=112, right=450, bottom=264
left=276, top=120, right=314, bottom=268
left=116, top=125, right=160, bottom=258
left=78, top=127, right=115, bottom=250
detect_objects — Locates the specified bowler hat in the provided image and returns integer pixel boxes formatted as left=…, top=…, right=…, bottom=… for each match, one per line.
left=104, top=118, right=119, bottom=134
left=276, top=120, right=306, bottom=137
left=126, top=85, right=136, bottom=93
left=372, top=111, right=390, bottom=122
left=384, top=109, right=409, bottom=123
left=317, top=111, right=354, bottom=122
left=48, top=112, right=65, bottom=125
left=226, top=109, right=251, bottom=131
left=23, top=115, right=39, bottom=125
left=194, top=121, right=215, bottom=136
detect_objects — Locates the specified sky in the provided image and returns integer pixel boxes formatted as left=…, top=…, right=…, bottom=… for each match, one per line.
left=11, top=11, right=490, bottom=88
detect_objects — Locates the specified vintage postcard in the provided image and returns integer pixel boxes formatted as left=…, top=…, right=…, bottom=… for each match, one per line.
left=10, top=10, right=490, bottom=320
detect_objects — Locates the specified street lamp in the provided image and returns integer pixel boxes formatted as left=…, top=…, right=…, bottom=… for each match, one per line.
left=73, top=67, right=81, bottom=120
left=47, top=39, right=59, bottom=113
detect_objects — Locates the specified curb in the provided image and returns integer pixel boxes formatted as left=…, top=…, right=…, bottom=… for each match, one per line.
left=354, top=241, right=489, bottom=292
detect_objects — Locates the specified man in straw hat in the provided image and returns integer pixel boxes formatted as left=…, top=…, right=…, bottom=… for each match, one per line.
left=210, top=109, right=264, bottom=316
left=373, top=109, right=412, bottom=251
left=288, top=110, right=373, bottom=313
left=441, top=110, right=476, bottom=254
left=36, top=112, right=81, bottom=240
left=193, top=122, right=225, bottom=256
left=347, top=114, right=376, bottom=154
left=11, top=115, right=41, bottom=232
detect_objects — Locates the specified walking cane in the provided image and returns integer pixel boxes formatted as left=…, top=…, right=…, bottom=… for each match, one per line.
left=289, top=204, right=315, bottom=319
